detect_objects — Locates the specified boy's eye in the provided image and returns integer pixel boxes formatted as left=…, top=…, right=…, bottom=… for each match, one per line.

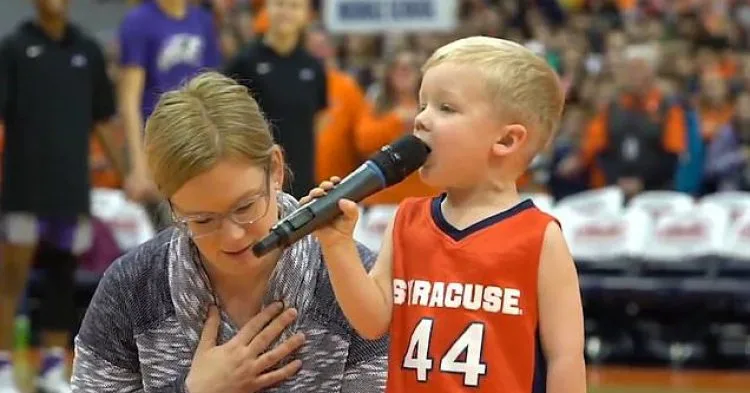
left=440, top=104, right=454, bottom=112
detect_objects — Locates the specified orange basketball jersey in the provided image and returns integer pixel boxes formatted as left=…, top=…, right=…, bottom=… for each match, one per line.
left=386, top=195, right=556, bottom=393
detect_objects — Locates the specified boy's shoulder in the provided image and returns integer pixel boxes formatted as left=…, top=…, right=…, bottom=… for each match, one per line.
left=397, top=195, right=435, bottom=211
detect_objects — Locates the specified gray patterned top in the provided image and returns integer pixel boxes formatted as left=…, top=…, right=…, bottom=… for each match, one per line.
left=71, top=193, right=388, bottom=392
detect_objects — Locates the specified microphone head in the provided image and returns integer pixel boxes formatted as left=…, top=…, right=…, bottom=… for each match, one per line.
left=370, top=134, right=431, bottom=186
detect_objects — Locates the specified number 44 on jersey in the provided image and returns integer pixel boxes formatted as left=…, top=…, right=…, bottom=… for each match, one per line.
left=402, top=318, right=488, bottom=387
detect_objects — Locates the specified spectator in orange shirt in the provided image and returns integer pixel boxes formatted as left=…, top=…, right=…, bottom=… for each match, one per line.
left=354, top=49, right=437, bottom=206
left=305, top=23, right=366, bottom=183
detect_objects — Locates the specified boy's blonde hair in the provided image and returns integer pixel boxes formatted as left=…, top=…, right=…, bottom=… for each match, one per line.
left=144, top=72, right=275, bottom=197
left=422, top=36, right=565, bottom=151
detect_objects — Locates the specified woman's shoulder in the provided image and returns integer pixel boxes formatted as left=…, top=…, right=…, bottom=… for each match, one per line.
left=89, top=228, right=177, bottom=329
left=103, top=228, right=175, bottom=286
left=76, top=229, right=178, bottom=367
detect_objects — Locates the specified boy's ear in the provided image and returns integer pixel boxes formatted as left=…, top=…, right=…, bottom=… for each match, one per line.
left=491, top=124, right=528, bottom=157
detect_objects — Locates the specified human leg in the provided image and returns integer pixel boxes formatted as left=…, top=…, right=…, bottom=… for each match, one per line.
left=0, top=214, right=40, bottom=393
left=34, top=216, right=91, bottom=393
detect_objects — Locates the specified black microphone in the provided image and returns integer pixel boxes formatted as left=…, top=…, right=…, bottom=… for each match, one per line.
left=252, top=134, right=431, bottom=257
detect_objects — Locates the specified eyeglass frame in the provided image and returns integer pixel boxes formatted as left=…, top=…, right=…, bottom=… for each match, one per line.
left=169, top=168, right=273, bottom=239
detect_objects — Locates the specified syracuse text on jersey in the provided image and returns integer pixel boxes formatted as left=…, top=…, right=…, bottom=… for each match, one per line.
left=393, top=279, right=523, bottom=315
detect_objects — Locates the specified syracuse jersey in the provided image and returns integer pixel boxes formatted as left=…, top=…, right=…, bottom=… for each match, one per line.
left=386, top=195, right=557, bottom=393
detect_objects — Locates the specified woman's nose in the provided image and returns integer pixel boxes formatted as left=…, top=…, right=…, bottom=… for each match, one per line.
left=219, top=217, right=246, bottom=242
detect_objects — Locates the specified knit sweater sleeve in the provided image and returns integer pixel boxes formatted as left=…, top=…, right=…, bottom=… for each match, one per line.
left=71, top=235, right=188, bottom=393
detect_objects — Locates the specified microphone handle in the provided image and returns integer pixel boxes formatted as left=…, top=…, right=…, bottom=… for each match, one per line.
left=262, top=161, right=386, bottom=251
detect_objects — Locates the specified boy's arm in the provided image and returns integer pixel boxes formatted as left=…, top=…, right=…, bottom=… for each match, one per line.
left=319, top=213, right=395, bottom=340
left=538, top=222, right=587, bottom=393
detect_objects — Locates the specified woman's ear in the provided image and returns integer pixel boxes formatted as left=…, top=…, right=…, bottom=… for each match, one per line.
left=491, top=124, right=528, bottom=157
left=270, top=145, right=285, bottom=191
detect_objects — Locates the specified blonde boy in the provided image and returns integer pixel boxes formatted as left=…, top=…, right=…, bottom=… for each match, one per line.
left=304, top=36, right=586, bottom=393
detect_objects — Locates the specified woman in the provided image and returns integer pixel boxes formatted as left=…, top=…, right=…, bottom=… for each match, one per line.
left=354, top=50, right=437, bottom=206
left=71, top=72, right=388, bottom=393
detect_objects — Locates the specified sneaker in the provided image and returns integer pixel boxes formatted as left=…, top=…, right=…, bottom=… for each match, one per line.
left=0, top=356, right=21, bottom=393
left=36, top=348, right=71, bottom=393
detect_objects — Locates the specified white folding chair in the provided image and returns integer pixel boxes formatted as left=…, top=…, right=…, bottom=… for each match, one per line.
left=700, top=191, right=750, bottom=222
left=90, top=188, right=156, bottom=251
left=637, top=203, right=730, bottom=273
left=555, top=186, right=624, bottom=216
left=565, top=209, right=651, bottom=269
left=627, top=190, right=694, bottom=220
left=353, top=204, right=398, bottom=252
left=719, top=211, right=750, bottom=270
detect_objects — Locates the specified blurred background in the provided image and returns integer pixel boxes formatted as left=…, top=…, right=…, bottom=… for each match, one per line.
left=2, top=0, right=750, bottom=392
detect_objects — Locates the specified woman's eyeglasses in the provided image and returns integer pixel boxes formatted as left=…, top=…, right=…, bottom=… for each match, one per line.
left=172, top=173, right=271, bottom=239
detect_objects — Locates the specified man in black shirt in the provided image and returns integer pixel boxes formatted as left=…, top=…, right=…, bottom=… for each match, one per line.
left=0, top=0, right=118, bottom=391
left=224, top=0, right=327, bottom=199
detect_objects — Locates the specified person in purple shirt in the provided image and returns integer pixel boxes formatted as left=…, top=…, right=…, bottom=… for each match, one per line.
left=118, top=0, right=221, bottom=227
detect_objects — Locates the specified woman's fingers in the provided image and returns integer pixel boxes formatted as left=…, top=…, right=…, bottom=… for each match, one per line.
left=254, top=333, right=305, bottom=372
left=229, top=302, right=285, bottom=347
left=245, top=308, right=298, bottom=357
left=253, top=359, right=303, bottom=390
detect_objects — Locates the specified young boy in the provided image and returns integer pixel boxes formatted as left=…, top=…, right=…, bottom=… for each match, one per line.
left=304, top=36, right=586, bottom=393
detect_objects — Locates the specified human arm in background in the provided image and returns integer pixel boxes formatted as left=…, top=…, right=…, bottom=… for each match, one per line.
left=0, top=37, right=11, bottom=180
left=0, top=36, right=11, bottom=125
left=202, top=6, right=223, bottom=67
left=117, top=14, right=157, bottom=201
left=538, top=222, right=587, bottom=393
left=300, top=179, right=395, bottom=340
left=89, top=41, right=125, bottom=178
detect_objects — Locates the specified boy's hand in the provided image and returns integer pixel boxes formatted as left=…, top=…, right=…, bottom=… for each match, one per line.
left=299, top=177, right=359, bottom=249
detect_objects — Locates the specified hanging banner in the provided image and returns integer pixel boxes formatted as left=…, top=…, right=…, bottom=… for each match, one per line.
left=323, top=0, right=458, bottom=33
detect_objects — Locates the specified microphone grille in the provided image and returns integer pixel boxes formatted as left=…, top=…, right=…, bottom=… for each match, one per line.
left=370, top=135, right=431, bottom=186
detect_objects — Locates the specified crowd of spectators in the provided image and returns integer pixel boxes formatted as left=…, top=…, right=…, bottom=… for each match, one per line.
left=6, top=0, right=749, bottom=207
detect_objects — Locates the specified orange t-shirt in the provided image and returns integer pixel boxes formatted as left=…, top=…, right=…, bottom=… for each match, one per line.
left=388, top=196, right=555, bottom=393
left=354, top=104, right=437, bottom=205
left=315, top=68, right=366, bottom=183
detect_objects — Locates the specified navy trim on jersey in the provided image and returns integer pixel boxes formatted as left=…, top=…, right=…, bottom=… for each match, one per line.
left=532, top=329, right=548, bottom=393
left=430, top=194, right=536, bottom=241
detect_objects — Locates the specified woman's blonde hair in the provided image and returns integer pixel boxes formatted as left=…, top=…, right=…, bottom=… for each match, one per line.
left=144, top=71, right=275, bottom=197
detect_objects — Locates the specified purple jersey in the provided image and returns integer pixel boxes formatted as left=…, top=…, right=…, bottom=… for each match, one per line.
left=118, top=1, right=221, bottom=119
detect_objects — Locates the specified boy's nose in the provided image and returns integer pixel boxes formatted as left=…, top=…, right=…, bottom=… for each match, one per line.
left=414, top=111, right=428, bottom=133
